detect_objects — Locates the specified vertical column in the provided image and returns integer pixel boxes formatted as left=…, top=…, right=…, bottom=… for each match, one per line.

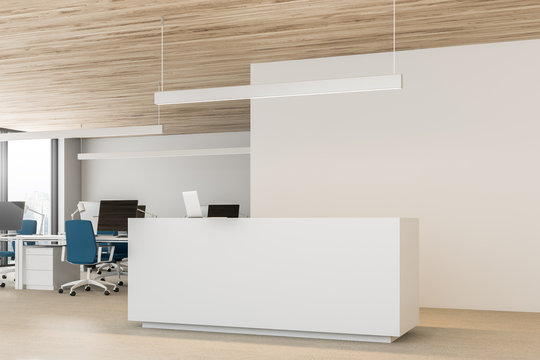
left=51, top=140, right=58, bottom=235
left=0, top=130, right=7, bottom=265
left=14, top=239, right=23, bottom=290
left=58, top=138, right=81, bottom=233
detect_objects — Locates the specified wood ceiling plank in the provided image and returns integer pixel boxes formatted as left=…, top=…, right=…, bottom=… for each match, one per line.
left=0, top=0, right=539, bottom=134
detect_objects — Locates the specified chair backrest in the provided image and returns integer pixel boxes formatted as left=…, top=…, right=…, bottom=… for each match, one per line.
left=96, top=230, right=127, bottom=258
left=17, top=220, right=37, bottom=235
left=65, top=220, right=97, bottom=265
left=13, top=219, right=38, bottom=249
left=95, top=230, right=128, bottom=257
left=114, top=243, right=128, bottom=256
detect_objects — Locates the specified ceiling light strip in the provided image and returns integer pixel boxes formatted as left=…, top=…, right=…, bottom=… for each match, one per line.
left=0, top=125, right=164, bottom=141
left=154, top=74, right=402, bottom=106
left=77, top=147, right=250, bottom=160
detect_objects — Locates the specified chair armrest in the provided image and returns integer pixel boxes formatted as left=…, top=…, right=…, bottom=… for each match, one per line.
left=97, top=245, right=115, bottom=263
left=61, top=246, right=66, bottom=262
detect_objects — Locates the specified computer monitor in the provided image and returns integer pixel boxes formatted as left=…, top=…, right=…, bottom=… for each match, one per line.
left=182, top=191, right=203, bottom=218
left=0, top=201, right=25, bottom=231
left=97, top=200, right=138, bottom=232
left=208, top=204, right=240, bottom=218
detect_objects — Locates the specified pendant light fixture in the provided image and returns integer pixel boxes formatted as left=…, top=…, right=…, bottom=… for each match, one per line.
left=0, top=125, right=164, bottom=142
left=155, top=75, right=402, bottom=105
left=154, top=0, right=401, bottom=106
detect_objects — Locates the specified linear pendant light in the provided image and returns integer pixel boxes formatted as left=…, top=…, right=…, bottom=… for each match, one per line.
left=155, top=0, right=401, bottom=106
left=78, top=146, right=250, bottom=160
left=155, top=75, right=402, bottom=105
left=0, top=125, right=164, bottom=142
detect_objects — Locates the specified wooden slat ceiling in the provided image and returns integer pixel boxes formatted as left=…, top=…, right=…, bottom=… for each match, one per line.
left=1, top=0, right=539, bottom=135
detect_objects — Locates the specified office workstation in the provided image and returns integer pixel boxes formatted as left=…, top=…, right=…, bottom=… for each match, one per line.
left=0, top=196, right=247, bottom=293
left=1, top=1, right=540, bottom=359
left=0, top=200, right=136, bottom=292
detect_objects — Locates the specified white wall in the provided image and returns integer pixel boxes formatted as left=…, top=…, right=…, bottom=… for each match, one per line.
left=81, top=132, right=250, bottom=218
left=251, top=39, right=540, bottom=312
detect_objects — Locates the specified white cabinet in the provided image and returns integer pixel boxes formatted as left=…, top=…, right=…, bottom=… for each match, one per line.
left=23, top=246, right=80, bottom=290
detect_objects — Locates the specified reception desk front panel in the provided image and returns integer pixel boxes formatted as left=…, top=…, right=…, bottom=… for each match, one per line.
left=128, top=217, right=418, bottom=343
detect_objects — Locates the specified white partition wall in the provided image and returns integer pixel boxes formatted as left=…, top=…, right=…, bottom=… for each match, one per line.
left=81, top=131, right=250, bottom=218
left=251, top=39, right=540, bottom=312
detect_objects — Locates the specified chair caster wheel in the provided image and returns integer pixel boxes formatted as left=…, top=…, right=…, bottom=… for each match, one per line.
left=104, top=290, right=110, bottom=296
left=58, top=288, right=63, bottom=294
left=85, top=286, right=91, bottom=291
left=97, top=271, right=102, bottom=275
left=0, top=283, right=5, bottom=288
left=70, top=291, right=76, bottom=296
left=118, top=281, right=124, bottom=286
left=107, top=268, right=111, bottom=272
left=1, top=274, right=6, bottom=279
left=100, top=278, right=105, bottom=281
left=113, top=287, right=119, bottom=292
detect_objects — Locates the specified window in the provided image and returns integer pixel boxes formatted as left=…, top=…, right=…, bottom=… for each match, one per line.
left=8, top=139, right=51, bottom=234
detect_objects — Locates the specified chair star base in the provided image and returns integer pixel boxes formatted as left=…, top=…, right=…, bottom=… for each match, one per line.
left=0, top=266, right=15, bottom=287
left=96, top=261, right=128, bottom=285
left=59, top=268, right=118, bottom=296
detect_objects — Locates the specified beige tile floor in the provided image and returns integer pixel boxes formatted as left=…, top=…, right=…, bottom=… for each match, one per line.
left=1, top=273, right=539, bottom=360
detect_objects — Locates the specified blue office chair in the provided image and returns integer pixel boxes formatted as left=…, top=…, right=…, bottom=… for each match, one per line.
left=58, top=220, right=119, bottom=296
left=0, top=220, right=37, bottom=287
left=95, top=231, right=128, bottom=286
left=18, top=220, right=38, bottom=236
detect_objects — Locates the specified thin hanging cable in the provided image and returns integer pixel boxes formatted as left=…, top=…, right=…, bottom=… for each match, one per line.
left=393, top=0, right=396, bottom=74
left=158, top=83, right=161, bottom=125
left=158, top=16, right=164, bottom=126
left=161, top=16, right=164, bottom=91
left=80, top=124, right=83, bottom=153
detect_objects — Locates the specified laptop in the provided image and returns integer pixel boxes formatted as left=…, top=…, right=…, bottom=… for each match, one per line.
left=182, top=191, right=203, bottom=218
left=208, top=204, right=240, bottom=218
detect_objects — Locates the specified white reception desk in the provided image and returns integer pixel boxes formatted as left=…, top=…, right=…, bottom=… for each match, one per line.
left=128, top=217, right=419, bottom=343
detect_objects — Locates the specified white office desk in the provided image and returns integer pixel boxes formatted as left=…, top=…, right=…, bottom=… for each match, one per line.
left=128, top=218, right=419, bottom=343
left=95, top=236, right=129, bottom=243
left=0, top=234, right=128, bottom=290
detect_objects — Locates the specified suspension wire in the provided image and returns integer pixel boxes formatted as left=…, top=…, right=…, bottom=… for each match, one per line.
left=393, top=0, right=396, bottom=73
left=161, top=16, right=164, bottom=91
left=158, top=83, right=161, bottom=125
left=158, top=16, right=164, bottom=126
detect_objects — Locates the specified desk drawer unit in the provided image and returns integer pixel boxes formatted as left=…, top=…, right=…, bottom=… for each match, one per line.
left=23, top=246, right=80, bottom=290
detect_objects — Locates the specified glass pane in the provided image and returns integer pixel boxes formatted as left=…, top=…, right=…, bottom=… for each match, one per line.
left=8, top=139, right=51, bottom=235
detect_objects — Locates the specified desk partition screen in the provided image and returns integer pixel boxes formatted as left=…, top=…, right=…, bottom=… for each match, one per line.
left=97, top=200, right=138, bottom=232
left=0, top=201, right=25, bottom=231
